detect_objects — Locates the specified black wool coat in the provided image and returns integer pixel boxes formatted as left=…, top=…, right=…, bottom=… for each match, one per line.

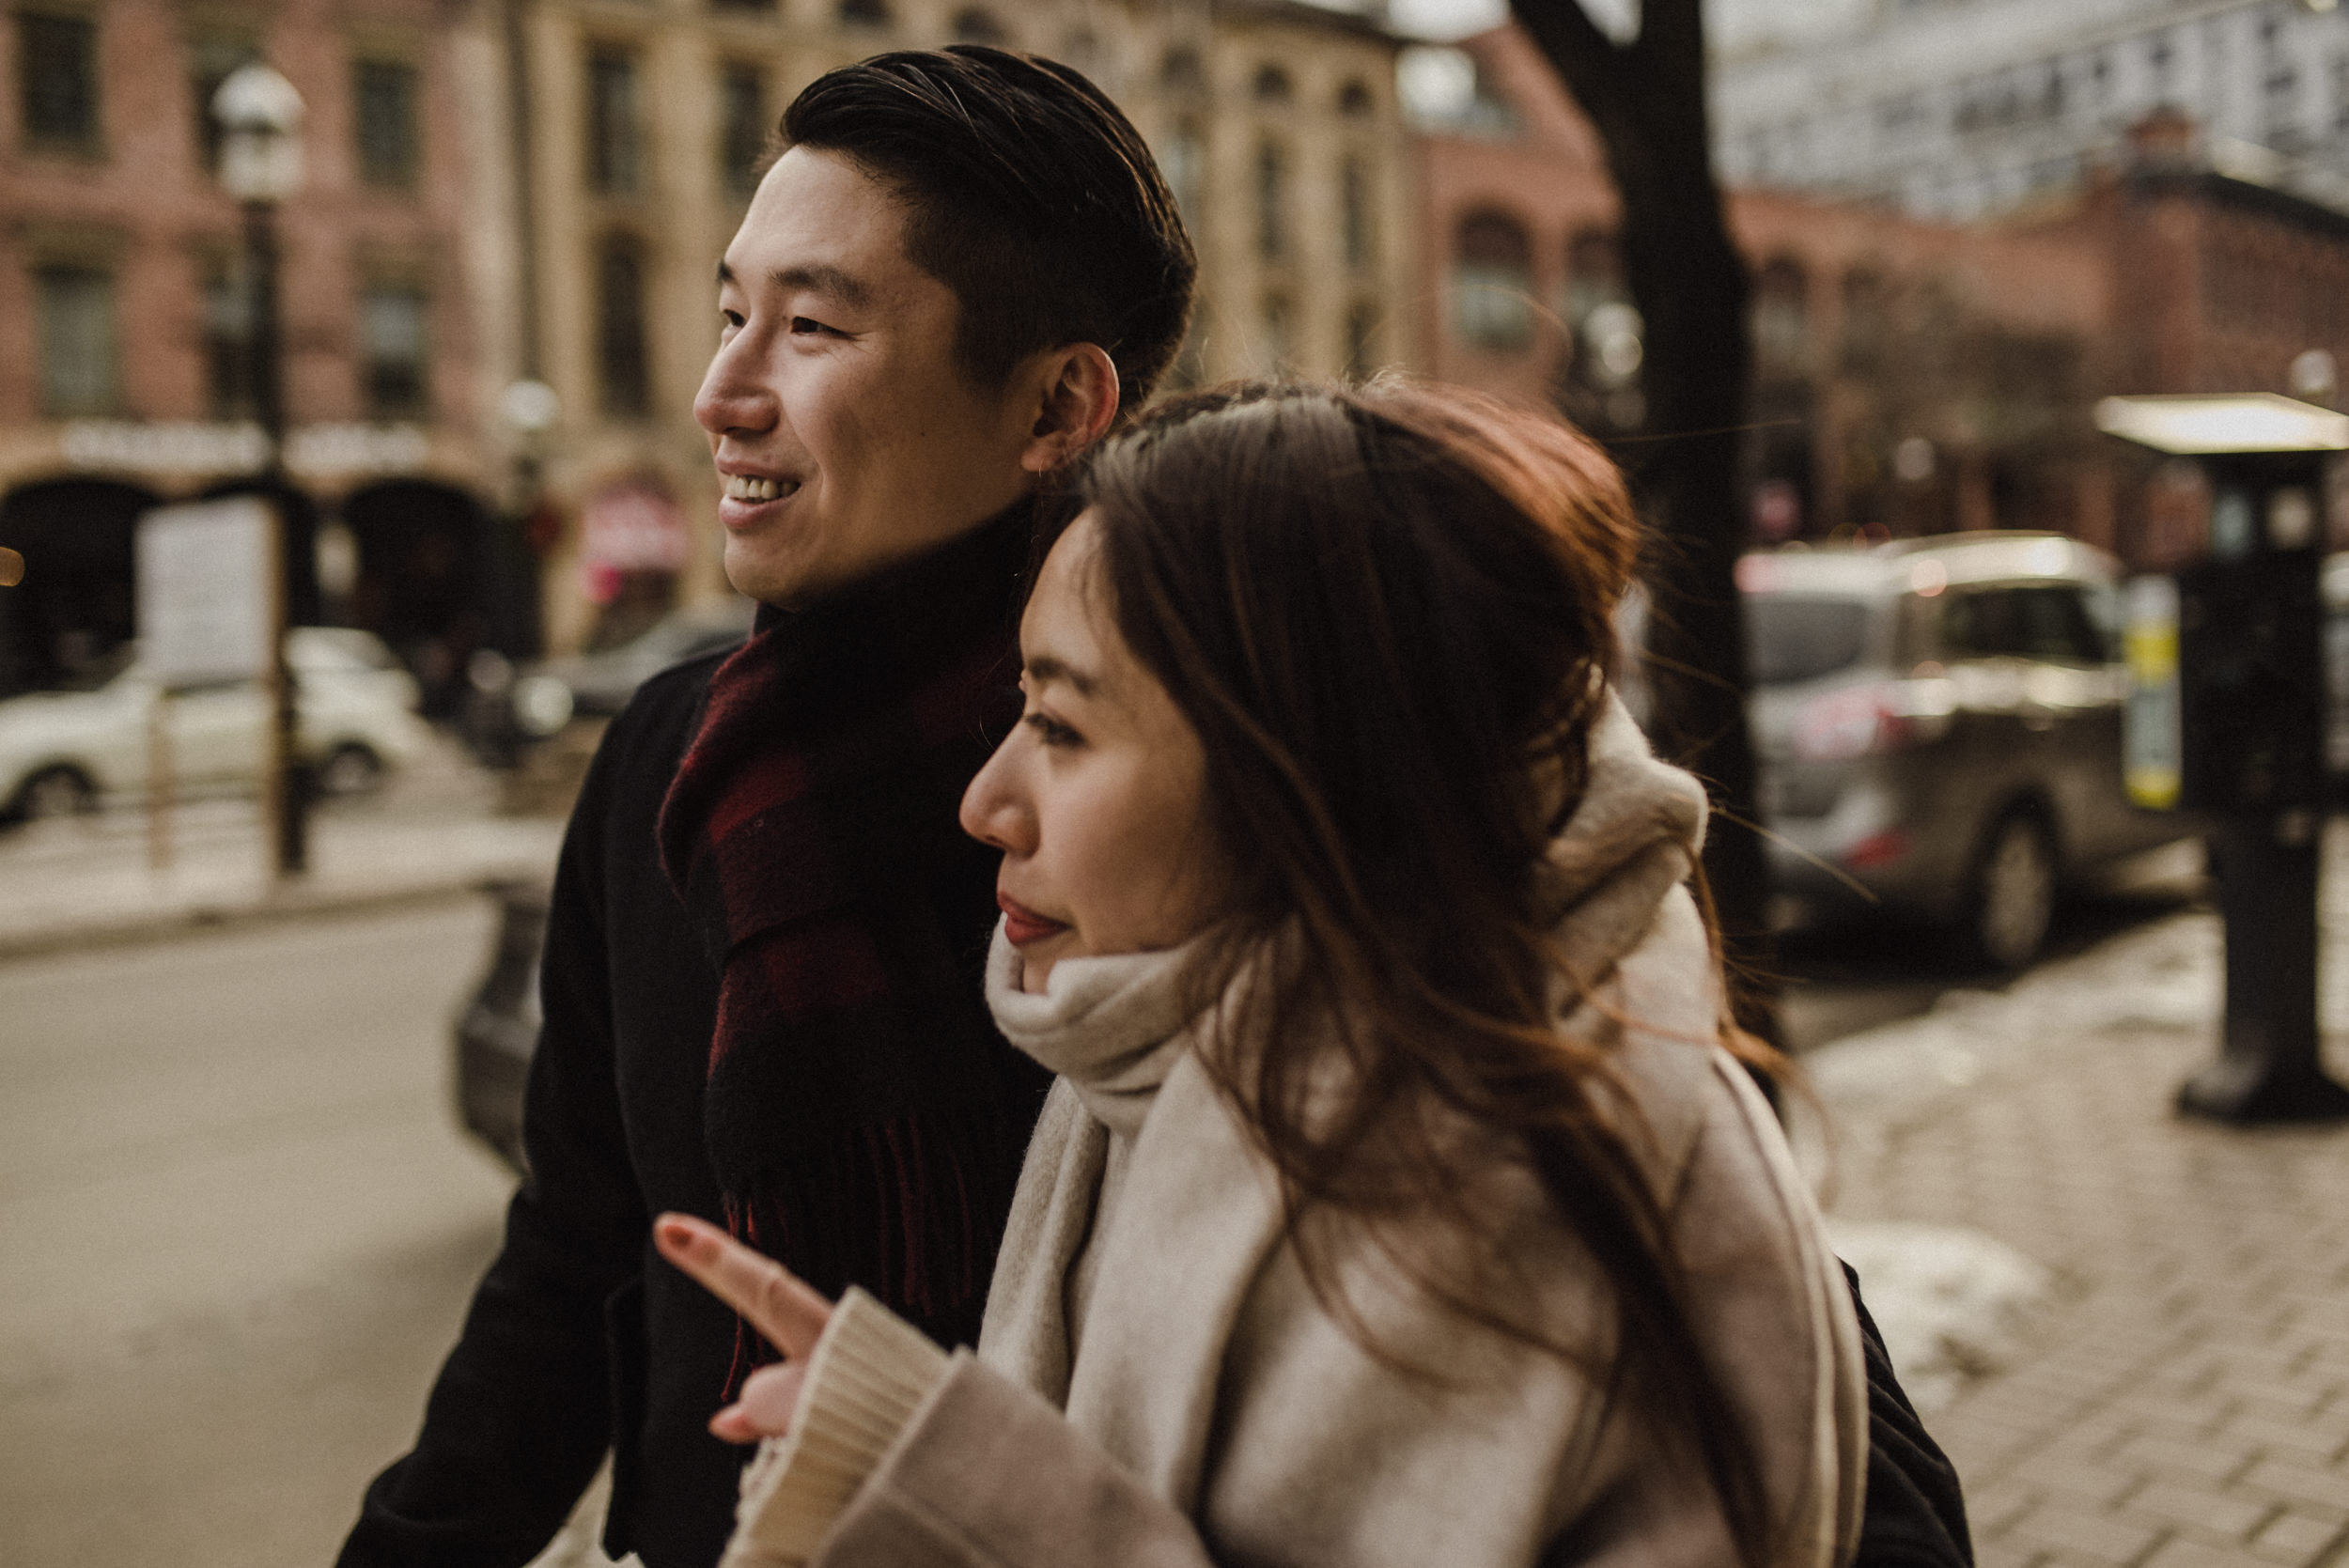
left=335, top=632, right=1050, bottom=1568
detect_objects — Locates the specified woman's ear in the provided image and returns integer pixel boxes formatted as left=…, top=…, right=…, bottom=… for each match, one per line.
left=1019, top=343, right=1121, bottom=475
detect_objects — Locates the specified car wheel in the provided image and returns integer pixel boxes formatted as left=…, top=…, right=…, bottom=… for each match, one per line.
left=1968, top=811, right=2057, bottom=971
left=316, top=743, right=384, bottom=797
left=14, top=766, right=97, bottom=822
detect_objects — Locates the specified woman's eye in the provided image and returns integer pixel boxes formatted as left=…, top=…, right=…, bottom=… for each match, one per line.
left=1023, top=710, right=1082, bottom=748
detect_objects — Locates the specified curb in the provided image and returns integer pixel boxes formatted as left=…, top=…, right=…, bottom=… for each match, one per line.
left=0, top=870, right=537, bottom=964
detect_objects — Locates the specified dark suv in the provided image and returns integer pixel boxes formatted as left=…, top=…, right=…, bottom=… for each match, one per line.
left=1743, top=532, right=2187, bottom=968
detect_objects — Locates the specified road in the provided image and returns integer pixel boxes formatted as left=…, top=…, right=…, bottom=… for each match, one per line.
left=0, top=896, right=513, bottom=1568
left=0, top=865, right=2206, bottom=1567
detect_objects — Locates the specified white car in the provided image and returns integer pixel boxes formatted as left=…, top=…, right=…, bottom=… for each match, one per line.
left=0, top=628, right=431, bottom=820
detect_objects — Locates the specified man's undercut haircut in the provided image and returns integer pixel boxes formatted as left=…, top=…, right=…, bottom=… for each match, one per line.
left=781, top=47, right=1197, bottom=410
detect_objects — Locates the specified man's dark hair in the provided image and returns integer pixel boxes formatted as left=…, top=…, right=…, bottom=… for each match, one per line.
left=780, top=47, right=1196, bottom=410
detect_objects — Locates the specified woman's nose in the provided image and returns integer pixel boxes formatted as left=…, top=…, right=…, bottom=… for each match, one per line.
left=959, top=742, right=1033, bottom=855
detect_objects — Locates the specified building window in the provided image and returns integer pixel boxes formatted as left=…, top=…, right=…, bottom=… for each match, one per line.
left=202, top=257, right=250, bottom=419
left=353, top=58, right=421, bottom=189
left=1337, top=77, right=1373, bottom=116
left=190, top=34, right=258, bottom=174
left=360, top=285, right=429, bottom=418
left=1159, top=119, right=1204, bottom=230
left=597, top=235, right=650, bottom=417
left=35, top=263, right=119, bottom=415
left=1452, top=210, right=1533, bottom=354
left=1159, top=45, right=1202, bottom=94
left=838, top=0, right=889, bottom=24
left=1340, top=153, right=1373, bottom=272
left=1253, top=139, right=1288, bottom=262
left=18, top=10, right=100, bottom=150
left=1752, top=257, right=1810, bottom=378
left=719, top=63, right=766, bottom=196
left=1260, top=292, right=1292, bottom=370
left=949, top=8, right=1004, bottom=45
left=587, top=47, right=643, bottom=195
left=1345, top=300, right=1378, bottom=377
left=1252, top=64, right=1292, bottom=106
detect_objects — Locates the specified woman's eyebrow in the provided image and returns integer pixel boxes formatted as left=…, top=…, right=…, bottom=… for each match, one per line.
left=1023, top=654, right=1099, bottom=698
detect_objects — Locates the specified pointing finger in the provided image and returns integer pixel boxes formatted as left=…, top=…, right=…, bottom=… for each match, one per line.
left=654, top=1212, right=832, bottom=1358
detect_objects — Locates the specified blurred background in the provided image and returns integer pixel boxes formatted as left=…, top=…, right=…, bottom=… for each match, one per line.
left=2, top=0, right=2342, bottom=1562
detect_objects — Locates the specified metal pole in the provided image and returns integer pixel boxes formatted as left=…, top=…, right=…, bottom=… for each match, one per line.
left=2178, top=812, right=2347, bottom=1122
left=245, top=195, right=307, bottom=877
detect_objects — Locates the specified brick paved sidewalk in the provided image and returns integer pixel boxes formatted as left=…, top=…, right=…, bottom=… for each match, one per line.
left=1803, top=900, right=2349, bottom=1568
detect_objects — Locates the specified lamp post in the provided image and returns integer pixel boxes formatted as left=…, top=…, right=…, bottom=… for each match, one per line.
left=212, top=62, right=310, bottom=877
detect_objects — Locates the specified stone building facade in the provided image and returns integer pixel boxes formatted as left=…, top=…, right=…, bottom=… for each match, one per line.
left=0, top=0, right=506, bottom=699
left=479, top=0, right=1413, bottom=652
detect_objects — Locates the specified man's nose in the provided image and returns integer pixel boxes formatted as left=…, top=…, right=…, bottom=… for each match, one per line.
left=693, top=332, right=774, bottom=438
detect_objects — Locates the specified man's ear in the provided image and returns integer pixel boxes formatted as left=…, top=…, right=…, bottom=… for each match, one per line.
left=1019, top=343, right=1121, bottom=475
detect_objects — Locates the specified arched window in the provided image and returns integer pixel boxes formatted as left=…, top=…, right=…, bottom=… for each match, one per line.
left=1254, top=139, right=1288, bottom=262
left=1337, top=77, right=1373, bottom=116
left=1452, top=210, right=1533, bottom=353
left=1340, top=153, right=1373, bottom=272
left=1159, top=118, right=1205, bottom=228
left=949, top=7, right=1006, bottom=45
left=838, top=0, right=889, bottom=24
left=1753, top=256, right=1809, bottom=376
left=1160, top=45, right=1203, bottom=94
left=1260, top=292, right=1293, bottom=370
left=597, top=233, right=650, bottom=418
left=1840, top=266, right=1888, bottom=374
left=1345, top=300, right=1380, bottom=376
left=1252, top=64, right=1292, bottom=104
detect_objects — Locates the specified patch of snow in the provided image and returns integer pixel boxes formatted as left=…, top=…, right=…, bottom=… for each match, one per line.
left=1829, top=1219, right=2053, bottom=1412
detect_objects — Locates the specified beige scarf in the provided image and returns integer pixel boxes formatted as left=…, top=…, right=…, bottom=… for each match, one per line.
left=975, top=697, right=1864, bottom=1567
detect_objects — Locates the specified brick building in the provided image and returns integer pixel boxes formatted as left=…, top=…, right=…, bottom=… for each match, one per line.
left=1414, top=23, right=2349, bottom=563
left=0, top=0, right=1413, bottom=692
left=0, top=0, right=506, bottom=701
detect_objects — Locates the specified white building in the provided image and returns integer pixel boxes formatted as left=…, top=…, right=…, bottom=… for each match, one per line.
left=1713, top=0, right=2349, bottom=221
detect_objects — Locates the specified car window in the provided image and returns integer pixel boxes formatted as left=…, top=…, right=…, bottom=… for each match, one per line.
left=1746, top=595, right=1873, bottom=686
left=1942, top=585, right=2104, bottom=664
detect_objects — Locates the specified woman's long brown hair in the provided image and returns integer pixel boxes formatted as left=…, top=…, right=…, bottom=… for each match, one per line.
left=1059, top=380, right=1785, bottom=1567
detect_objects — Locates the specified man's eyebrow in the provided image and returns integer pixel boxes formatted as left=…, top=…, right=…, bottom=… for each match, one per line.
left=1023, top=654, right=1099, bottom=698
left=713, top=260, right=876, bottom=312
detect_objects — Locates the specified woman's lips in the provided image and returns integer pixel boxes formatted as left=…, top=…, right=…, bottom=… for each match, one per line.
left=998, top=893, right=1069, bottom=946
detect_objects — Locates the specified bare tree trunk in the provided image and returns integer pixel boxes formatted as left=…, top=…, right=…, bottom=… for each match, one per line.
left=1509, top=0, right=1781, bottom=1046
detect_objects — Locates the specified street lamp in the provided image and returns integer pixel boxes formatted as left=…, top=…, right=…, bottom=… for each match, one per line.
left=211, top=62, right=310, bottom=877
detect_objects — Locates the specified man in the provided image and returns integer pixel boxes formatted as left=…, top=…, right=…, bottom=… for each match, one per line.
left=339, top=49, right=1193, bottom=1567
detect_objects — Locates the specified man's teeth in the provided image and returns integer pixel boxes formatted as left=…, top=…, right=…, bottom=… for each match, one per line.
left=723, top=474, right=798, bottom=503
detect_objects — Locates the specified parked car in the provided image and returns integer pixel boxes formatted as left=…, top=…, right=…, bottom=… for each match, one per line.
left=453, top=878, right=548, bottom=1172
left=0, top=627, right=430, bottom=821
left=1743, top=532, right=2189, bottom=969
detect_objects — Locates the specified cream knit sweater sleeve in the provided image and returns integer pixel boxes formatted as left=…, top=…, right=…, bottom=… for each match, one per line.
left=718, top=1286, right=952, bottom=1568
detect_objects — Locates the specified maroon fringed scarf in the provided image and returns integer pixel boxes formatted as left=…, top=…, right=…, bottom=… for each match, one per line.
left=657, top=505, right=1043, bottom=1389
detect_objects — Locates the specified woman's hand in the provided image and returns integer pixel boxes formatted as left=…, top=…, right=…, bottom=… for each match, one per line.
left=653, top=1212, right=834, bottom=1444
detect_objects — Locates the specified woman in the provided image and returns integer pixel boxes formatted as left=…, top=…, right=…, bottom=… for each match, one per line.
left=657, top=380, right=1869, bottom=1568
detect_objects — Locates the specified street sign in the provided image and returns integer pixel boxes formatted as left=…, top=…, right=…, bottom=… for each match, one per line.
left=136, top=497, right=275, bottom=688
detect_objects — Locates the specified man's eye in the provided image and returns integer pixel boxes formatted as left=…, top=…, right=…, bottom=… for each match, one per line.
left=1023, top=711, right=1081, bottom=747
left=789, top=316, right=836, bottom=336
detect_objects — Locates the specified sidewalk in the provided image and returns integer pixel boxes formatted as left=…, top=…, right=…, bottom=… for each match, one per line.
left=1798, top=830, right=2349, bottom=1568
left=0, top=734, right=565, bottom=958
